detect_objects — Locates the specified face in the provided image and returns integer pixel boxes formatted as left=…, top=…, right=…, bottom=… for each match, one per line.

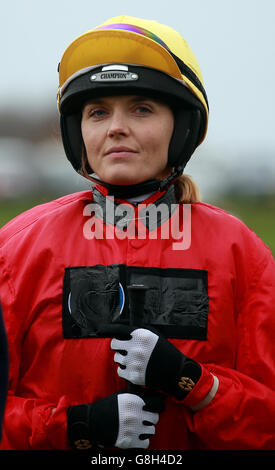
left=81, top=95, right=174, bottom=186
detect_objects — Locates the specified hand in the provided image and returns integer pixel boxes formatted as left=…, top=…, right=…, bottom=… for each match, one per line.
left=99, top=324, right=202, bottom=400
left=67, top=388, right=165, bottom=449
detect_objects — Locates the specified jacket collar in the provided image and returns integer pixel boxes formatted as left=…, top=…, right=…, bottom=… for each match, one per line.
left=92, top=184, right=178, bottom=232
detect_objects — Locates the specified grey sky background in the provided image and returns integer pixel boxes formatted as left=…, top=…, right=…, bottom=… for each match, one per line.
left=1, top=0, right=274, bottom=198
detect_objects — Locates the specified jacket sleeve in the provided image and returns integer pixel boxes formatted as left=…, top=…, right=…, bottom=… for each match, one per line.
left=0, top=302, right=8, bottom=441
left=1, top=393, right=70, bottom=449
left=0, top=249, right=71, bottom=450
left=181, top=235, right=275, bottom=450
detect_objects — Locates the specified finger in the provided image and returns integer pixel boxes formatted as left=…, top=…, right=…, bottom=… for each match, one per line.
left=142, top=411, right=159, bottom=426
left=136, top=438, right=150, bottom=449
left=117, top=366, right=128, bottom=379
left=140, top=424, right=156, bottom=436
left=111, top=337, right=130, bottom=351
left=117, top=366, right=144, bottom=385
left=141, top=392, right=166, bottom=413
left=114, top=351, right=127, bottom=366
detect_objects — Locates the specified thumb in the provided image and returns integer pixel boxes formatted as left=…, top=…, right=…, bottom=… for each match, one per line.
left=138, top=389, right=166, bottom=414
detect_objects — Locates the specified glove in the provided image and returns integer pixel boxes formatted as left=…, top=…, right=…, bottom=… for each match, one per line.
left=67, top=388, right=165, bottom=450
left=99, top=325, right=202, bottom=400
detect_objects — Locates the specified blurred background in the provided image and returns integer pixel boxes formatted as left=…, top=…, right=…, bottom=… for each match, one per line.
left=0, top=0, right=274, bottom=254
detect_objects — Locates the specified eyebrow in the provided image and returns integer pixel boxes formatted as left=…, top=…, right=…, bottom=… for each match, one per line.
left=83, top=98, right=105, bottom=107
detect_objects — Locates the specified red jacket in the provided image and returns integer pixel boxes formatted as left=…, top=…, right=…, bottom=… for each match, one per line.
left=0, top=187, right=275, bottom=450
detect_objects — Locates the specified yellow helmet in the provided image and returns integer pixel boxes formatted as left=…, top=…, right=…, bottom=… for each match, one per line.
left=58, top=15, right=209, bottom=194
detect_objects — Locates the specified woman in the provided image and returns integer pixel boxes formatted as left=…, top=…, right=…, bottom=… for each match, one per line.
left=0, top=15, right=275, bottom=450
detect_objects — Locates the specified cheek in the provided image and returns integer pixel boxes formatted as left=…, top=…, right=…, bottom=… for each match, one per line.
left=81, top=122, right=93, bottom=150
left=81, top=123, right=101, bottom=163
left=145, top=122, right=173, bottom=162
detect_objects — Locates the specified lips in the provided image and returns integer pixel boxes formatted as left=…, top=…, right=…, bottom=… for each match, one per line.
left=104, top=146, right=138, bottom=156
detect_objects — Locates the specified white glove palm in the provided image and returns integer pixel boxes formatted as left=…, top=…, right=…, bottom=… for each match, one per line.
left=115, top=393, right=159, bottom=449
left=111, top=328, right=159, bottom=385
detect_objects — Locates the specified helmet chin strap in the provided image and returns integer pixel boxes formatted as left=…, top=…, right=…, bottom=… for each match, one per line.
left=88, top=167, right=183, bottom=198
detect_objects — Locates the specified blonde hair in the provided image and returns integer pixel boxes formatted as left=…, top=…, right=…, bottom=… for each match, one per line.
left=80, top=147, right=200, bottom=203
left=173, top=174, right=201, bottom=203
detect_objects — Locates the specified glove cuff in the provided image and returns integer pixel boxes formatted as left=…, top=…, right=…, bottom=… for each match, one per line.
left=146, top=336, right=202, bottom=400
left=67, top=404, right=95, bottom=450
left=173, top=356, right=202, bottom=400
left=67, top=395, right=119, bottom=449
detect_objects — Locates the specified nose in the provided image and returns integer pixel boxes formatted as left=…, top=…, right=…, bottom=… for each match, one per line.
left=107, top=109, right=130, bottom=138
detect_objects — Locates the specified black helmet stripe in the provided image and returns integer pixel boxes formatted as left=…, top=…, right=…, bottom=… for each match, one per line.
left=169, top=51, right=208, bottom=110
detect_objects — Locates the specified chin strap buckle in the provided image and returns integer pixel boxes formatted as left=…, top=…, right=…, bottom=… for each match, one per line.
left=159, top=167, right=183, bottom=192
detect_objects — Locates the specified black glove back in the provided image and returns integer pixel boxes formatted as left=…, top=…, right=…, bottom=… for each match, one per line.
left=67, top=388, right=165, bottom=450
left=98, top=324, right=202, bottom=400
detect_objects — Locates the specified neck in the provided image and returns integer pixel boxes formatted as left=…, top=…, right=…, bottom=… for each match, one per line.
left=125, top=191, right=156, bottom=204
left=87, top=167, right=183, bottom=199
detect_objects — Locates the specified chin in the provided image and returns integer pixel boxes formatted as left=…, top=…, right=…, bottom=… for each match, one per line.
left=102, top=173, right=146, bottom=186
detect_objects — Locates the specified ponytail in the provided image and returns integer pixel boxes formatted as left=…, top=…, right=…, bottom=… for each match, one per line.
left=173, top=174, right=201, bottom=203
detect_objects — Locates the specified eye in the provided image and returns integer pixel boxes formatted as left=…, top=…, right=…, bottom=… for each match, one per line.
left=89, top=108, right=107, bottom=118
left=135, top=105, right=152, bottom=115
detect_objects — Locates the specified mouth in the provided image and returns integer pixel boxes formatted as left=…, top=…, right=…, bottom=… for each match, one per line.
left=104, top=146, right=138, bottom=158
